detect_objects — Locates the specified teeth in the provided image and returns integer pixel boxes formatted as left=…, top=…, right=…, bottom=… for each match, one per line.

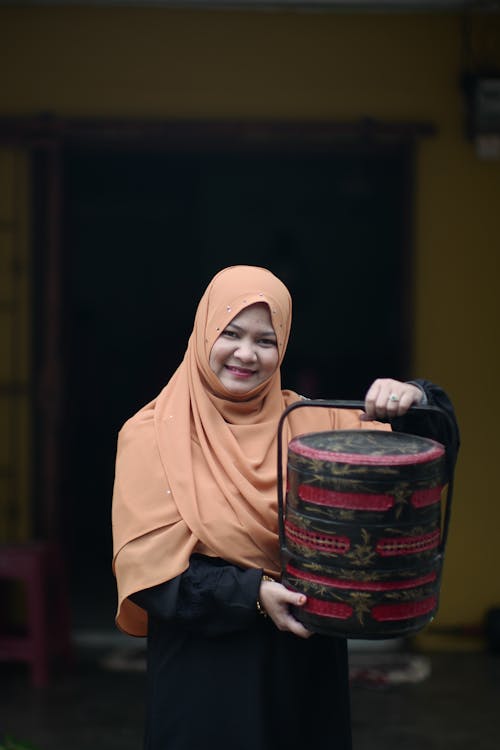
left=228, top=366, right=253, bottom=374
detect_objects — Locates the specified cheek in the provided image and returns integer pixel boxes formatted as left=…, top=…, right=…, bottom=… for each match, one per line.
left=265, top=349, right=280, bottom=373
left=208, top=339, right=226, bottom=372
left=208, top=347, right=218, bottom=372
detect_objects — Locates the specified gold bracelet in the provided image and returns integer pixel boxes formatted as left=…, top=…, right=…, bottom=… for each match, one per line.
left=256, top=574, right=276, bottom=618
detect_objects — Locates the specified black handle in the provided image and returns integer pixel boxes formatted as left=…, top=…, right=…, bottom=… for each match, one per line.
left=276, top=399, right=455, bottom=558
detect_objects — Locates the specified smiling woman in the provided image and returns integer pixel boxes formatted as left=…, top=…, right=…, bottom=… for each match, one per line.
left=208, top=303, right=279, bottom=394
left=111, top=265, right=459, bottom=750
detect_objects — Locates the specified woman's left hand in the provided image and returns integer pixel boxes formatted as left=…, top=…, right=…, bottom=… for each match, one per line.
left=364, top=379, right=424, bottom=420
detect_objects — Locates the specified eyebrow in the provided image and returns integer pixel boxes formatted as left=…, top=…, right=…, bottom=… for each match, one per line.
left=226, top=322, right=277, bottom=338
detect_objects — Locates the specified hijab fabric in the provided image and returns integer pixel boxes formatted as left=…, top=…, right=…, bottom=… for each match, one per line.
left=112, top=266, right=384, bottom=635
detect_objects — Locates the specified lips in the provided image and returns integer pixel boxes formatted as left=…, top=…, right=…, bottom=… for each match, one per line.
left=225, top=365, right=256, bottom=377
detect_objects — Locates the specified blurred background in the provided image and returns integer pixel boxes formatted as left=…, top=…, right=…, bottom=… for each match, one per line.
left=0, top=1, right=499, bottom=748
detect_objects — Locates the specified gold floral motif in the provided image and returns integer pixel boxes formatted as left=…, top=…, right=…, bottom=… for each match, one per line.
left=383, top=525, right=432, bottom=537
left=334, top=568, right=383, bottom=582
left=302, top=561, right=325, bottom=573
left=315, top=585, right=329, bottom=597
left=337, top=510, right=355, bottom=521
left=392, top=483, right=412, bottom=518
left=384, top=587, right=430, bottom=602
left=344, top=529, right=376, bottom=567
left=287, top=577, right=333, bottom=600
left=295, top=562, right=384, bottom=582
left=295, top=515, right=312, bottom=528
left=288, top=542, right=318, bottom=559
left=301, top=460, right=362, bottom=480
left=287, top=511, right=344, bottom=540
left=347, top=592, right=373, bottom=625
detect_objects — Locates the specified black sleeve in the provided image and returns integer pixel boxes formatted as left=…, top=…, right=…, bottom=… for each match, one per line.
left=129, top=554, right=263, bottom=637
left=391, top=379, right=460, bottom=476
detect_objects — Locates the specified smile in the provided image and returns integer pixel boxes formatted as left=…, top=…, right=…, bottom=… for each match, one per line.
left=225, top=365, right=256, bottom=378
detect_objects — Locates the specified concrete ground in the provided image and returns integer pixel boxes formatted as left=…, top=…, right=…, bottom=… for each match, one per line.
left=1, top=639, right=499, bottom=750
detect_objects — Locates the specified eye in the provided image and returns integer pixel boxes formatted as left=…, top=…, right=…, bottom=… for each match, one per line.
left=221, top=329, right=238, bottom=339
left=259, top=338, right=277, bottom=347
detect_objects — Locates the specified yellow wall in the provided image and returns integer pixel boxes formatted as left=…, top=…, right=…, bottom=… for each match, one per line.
left=0, top=7, right=499, bottom=625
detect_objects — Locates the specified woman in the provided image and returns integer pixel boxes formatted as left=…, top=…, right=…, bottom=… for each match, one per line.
left=112, top=265, right=458, bottom=750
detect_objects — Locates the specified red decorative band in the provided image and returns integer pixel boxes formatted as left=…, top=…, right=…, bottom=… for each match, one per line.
left=411, top=486, right=443, bottom=508
left=285, top=520, right=350, bottom=554
left=290, top=440, right=444, bottom=466
left=376, top=529, right=440, bottom=556
left=301, top=597, right=353, bottom=620
left=372, top=596, right=437, bottom=622
left=298, top=484, right=394, bottom=511
left=286, top=563, right=437, bottom=592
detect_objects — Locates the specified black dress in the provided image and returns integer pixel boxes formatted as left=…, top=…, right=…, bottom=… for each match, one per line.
left=132, top=556, right=352, bottom=750
left=130, top=380, right=459, bottom=750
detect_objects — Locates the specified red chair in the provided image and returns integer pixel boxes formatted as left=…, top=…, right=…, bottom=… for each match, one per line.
left=0, top=541, right=72, bottom=687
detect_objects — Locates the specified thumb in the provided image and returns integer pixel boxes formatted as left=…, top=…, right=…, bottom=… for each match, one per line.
left=285, top=590, right=307, bottom=607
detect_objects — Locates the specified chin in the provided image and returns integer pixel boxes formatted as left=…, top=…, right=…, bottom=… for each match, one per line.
left=222, top=378, right=257, bottom=395
left=225, top=384, right=254, bottom=395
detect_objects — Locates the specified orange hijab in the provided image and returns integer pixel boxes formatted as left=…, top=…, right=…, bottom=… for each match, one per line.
left=112, top=266, right=385, bottom=635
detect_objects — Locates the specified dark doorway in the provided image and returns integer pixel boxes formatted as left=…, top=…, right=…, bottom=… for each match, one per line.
left=59, top=142, right=413, bottom=629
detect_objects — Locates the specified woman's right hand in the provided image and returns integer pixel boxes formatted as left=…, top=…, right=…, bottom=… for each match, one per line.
left=258, top=578, right=312, bottom=639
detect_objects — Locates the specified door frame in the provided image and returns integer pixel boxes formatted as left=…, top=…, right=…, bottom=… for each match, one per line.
left=0, top=114, right=435, bottom=541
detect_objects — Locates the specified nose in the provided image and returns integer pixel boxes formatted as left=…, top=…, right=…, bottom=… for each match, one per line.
left=235, top=338, right=257, bottom=363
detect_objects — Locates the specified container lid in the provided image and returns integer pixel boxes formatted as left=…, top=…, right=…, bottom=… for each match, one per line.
left=289, top=430, right=445, bottom=467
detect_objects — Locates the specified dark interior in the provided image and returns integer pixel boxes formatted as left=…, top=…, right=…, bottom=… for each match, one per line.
left=52, top=144, right=412, bottom=627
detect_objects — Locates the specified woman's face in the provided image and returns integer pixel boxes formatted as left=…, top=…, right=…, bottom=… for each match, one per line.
left=209, top=303, right=279, bottom=395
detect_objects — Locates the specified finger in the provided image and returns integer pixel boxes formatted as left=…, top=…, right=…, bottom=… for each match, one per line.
left=385, top=390, right=403, bottom=417
left=394, top=385, right=421, bottom=417
left=280, top=590, right=307, bottom=607
left=289, top=621, right=313, bottom=639
left=278, top=612, right=313, bottom=639
left=374, top=381, right=399, bottom=418
left=364, top=379, right=384, bottom=418
left=374, top=379, right=411, bottom=418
